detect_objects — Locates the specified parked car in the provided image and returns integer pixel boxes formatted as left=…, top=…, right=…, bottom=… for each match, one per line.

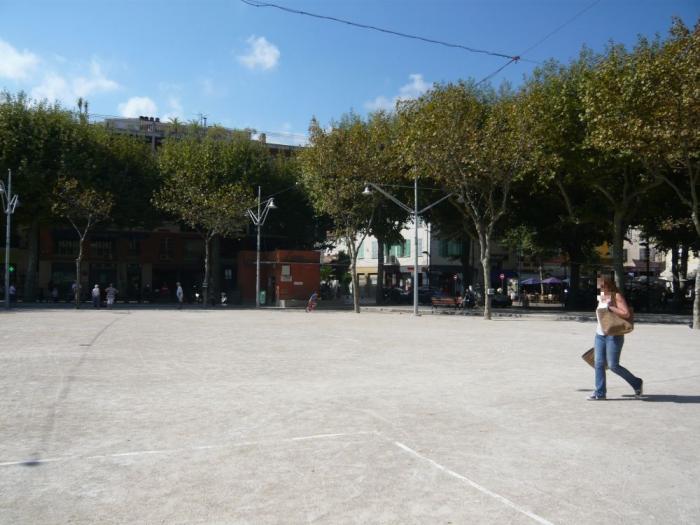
left=418, top=287, right=444, bottom=305
left=384, top=287, right=412, bottom=304
left=491, top=291, right=512, bottom=308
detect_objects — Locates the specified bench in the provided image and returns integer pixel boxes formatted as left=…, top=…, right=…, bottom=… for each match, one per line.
left=431, top=296, right=462, bottom=310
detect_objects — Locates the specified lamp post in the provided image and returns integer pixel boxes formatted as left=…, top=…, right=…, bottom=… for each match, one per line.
left=1, top=169, right=19, bottom=309
left=247, top=186, right=277, bottom=307
left=363, top=175, right=452, bottom=316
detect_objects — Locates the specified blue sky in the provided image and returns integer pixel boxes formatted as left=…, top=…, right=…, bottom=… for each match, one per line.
left=1, top=0, right=697, bottom=144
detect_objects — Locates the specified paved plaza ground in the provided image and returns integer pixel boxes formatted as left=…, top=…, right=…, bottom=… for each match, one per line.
left=0, top=308, right=698, bottom=524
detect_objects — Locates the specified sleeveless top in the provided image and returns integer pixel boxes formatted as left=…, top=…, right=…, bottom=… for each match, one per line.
left=595, top=293, right=610, bottom=336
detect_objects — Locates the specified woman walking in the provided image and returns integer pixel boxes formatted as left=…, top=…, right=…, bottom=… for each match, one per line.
left=589, top=276, right=643, bottom=400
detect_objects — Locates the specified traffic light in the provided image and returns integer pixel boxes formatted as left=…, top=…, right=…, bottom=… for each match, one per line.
left=8, top=264, right=15, bottom=273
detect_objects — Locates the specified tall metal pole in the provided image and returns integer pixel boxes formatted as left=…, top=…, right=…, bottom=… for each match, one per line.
left=4, top=170, right=12, bottom=309
left=255, top=185, right=261, bottom=308
left=413, top=175, right=419, bottom=316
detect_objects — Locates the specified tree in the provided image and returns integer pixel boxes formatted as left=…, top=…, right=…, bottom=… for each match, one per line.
left=398, top=82, right=532, bottom=319
left=154, top=136, right=256, bottom=306
left=51, top=177, right=113, bottom=307
left=299, top=113, right=388, bottom=313
left=518, top=57, right=609, bottom=307
left=582, top=42, right=665, bottom=293
left=583, top=19, right=700, bottom=327
left=0, top=92, right=79, bottom=300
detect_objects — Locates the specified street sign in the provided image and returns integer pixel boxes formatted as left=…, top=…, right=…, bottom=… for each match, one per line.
left=499, top=273, right=505, bottom=280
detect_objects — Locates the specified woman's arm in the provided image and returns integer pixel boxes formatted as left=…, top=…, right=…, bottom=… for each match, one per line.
left=609, top=292, right=631, bottom=320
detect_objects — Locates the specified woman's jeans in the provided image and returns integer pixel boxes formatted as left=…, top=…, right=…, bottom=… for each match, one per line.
left=594, top=334, right=641, bottom=397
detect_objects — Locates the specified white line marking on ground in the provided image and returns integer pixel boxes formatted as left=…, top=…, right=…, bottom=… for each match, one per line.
left=0, top=431, right=375, bottom=468
left=393, top=440, right=555, bottom=525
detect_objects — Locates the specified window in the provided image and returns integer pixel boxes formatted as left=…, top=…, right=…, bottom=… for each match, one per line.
left=184, top=239, right=203, bottom=260
left=159, top=237, right=174, bottom=260
left=128, top=238, right=141, bottom=256
left=371, top=240, right=378, bottom=258
left=56, top=239, right=79, bottom=257
left=622, top=249, right=628, bottom=263
left=92, top=240, right=114, bottom=259
left=639, top=247, right=649, bottom=260
left=387, top=240, right=411, bottom=258
left=224, top=268, right=233, bottom=281
left=417, top=238, right=423, bottom=256
left=357, top=241, right=365, bottom=259
left=439, top=239, right=463, bottom=258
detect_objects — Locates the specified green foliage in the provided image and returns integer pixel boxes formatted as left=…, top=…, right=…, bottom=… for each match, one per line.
left=51, top=176, right=114, bottom=234
left=154, top=136, right=257, bottom=239
left=299, top=113, right=380, bottom=239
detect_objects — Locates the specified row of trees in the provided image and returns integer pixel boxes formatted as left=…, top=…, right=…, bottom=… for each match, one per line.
left=299, top=18, right=699, bottom=327
left=0, top=93, right=321, bottom=306
left=1, top=19, right=697, bottom=326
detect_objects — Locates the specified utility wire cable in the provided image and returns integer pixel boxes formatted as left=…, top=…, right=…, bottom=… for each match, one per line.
left=239, top=0, right=528, bottom=63
left=475, top=57, right=519, bottom=86
left=476, top=0, right=601, bottom=86
left=519, top=0, right=602, bottom=58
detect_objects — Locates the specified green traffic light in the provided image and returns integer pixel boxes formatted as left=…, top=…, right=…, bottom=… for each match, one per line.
left=8, top=265, right=14, bottom=273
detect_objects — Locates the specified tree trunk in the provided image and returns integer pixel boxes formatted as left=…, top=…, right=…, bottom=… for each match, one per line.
left=75, top=238, right=84, bottom=309
left=692, top=211, right=700, bottom=329
left=680, top=245, right=689, bottom=293
left=612, top=211, right=626, bottom=293
left=477, top=228, right=492, bottom=320
left=211, top=235, right=221, bottom=306
left=671, top=246, right=681, bottom=309
left=203, top=236, right=211, bottom=307
left=23, top=218, right=39, bottom=302
left=694, top=266, right=700, bottom=330
left=348, top=241, right=360, bottom=313
left=539, top=264, right=545, bottom=297
left=375, top=237, right=384, bottom=305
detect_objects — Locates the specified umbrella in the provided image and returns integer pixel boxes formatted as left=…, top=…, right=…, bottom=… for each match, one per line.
left=520, top=278, right=540, bottom=285
left=541, top=277, right=563, bottom=285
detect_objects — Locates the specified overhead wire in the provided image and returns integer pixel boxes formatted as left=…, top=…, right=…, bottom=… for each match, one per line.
left=475, top=0, right=601, bottom=86
left=239, top=0, right=528, bottom=63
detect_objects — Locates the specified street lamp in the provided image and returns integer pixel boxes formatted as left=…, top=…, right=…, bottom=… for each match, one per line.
left=0, top=169, right=19, bottom=309
left=363, top=175, right=452, bottom=316
left=247, top=186, right=277, bottom=307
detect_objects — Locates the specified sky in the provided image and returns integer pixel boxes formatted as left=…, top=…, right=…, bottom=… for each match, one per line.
left=1, top=0, right=698, bottom=145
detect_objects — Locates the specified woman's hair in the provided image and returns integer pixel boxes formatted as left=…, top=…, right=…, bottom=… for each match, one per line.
left=599, top=276, right=618, bottom=294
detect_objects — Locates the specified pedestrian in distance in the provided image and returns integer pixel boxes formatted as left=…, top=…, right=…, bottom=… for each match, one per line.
left=105, top=283, right=118, bottom=309
left=306, top=290, right=318, bottom=312
left=176, top=282, right=184, bottom=309
left=588, top=275, right=643, bottom=401
left=9, top=283, right=16, bottom=303
left=91, top=284, right=101, bottom=308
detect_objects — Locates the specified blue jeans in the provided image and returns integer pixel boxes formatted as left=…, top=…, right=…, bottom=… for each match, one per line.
left=594, top=334, right=641, bottom=397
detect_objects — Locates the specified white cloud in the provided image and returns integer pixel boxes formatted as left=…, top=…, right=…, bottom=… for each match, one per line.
left=0, top=39, right=39, bottom=80
left=118, top=96, right=158, bottom=118
left=73, top=59, right=119, bottom=97
left=31, top=58, right=119, bottom=105
left=365, top=74, right=431, bottom=112
left=237, top=36, right=280, bottom=71
left=162, top=96, right=184, bottom=122
left=31, top=73, right=70, bottom=103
